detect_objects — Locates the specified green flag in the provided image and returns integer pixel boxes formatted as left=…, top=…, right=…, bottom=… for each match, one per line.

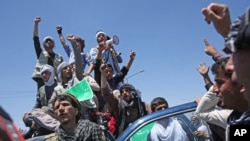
left=130, top=122, right=155, bottom=141
left=64, top=79, right=93, bottom=101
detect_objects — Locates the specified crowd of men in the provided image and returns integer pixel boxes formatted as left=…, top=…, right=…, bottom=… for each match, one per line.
left=17, top=14, right=154, bottom=141
left=0, top=2, right=250, bottom=141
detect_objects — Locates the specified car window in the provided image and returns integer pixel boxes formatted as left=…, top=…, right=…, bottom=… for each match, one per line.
left=129, top=112, right=212, bottom=141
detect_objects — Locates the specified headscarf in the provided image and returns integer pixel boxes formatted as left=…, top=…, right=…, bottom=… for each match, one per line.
left=40, top=64, right=55, bottom=86
left=43, top=36, right=55, bottom=48
left=57, top=62, right=69, bottom=83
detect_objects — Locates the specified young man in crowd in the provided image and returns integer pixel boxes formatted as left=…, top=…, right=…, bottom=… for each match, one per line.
left=202, top=2, right=250, bottom=123
left=100, top=63, right=151, bottom=136
left=46, top=94, right=106, bottom=140
left=148, top=97, right=189, bottom=141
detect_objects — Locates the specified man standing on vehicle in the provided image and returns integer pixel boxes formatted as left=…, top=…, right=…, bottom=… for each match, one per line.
left=100, top=63, right=151, bottom=136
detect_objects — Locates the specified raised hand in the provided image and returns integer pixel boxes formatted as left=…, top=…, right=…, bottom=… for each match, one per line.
left=66, top=34, right=74, bottom=41
left=56, top=25, right=62, bottom=34
left=33, top=17, right=41, bottom=37
left=130, top=50, right=136, bottom=60
left=197, top=63, right=209, bottom=76
left=204, top=38, right=218, bottom=56
left=34, top=17, right=41, bottom=23
left=99, top=63, right=107, bottom=74
left=201, top=3, right=231, bottom=37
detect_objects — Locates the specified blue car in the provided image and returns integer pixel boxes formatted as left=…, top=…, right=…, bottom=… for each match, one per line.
left=116, top=102, right=220, bottom=141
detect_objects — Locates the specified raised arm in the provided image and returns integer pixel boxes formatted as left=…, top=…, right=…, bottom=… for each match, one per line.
left=125, top=50, right=136, bottom=70
left=201, top=3, right=231, bottom=38
left=33, top=17, right=42, bottom=58
left=197, top=63, right=213, bottom=91
left=203, top=38, right=224, bottom=62
left=56, top=25, right=71, bottom=57
left=67, top=35, right=83, bottom=81
left=33, top=17, right=40, bottom=37
left=100, top=63, right=119, bottom=115
left=112, top=51, right=136, bottom=85
left=93, top=41, right=106, bottom=86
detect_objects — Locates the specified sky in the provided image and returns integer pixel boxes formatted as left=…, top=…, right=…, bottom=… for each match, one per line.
left=0, top=0, right=249, bottom=130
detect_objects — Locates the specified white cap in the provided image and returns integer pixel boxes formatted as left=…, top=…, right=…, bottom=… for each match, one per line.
left=43, top=36, right=54, bottom=43
left=95, top=31, right=106, bottom=39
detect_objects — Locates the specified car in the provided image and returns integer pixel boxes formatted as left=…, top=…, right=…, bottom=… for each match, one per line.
left=0, top=106, right=25, bottom=141
left=116, top=102, right=219, bottom=141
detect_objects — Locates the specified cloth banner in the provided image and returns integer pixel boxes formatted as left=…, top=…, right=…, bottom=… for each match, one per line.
left=64, top=79, right=93, bottom=101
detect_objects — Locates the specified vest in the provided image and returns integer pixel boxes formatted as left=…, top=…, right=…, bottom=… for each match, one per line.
left=38, top=83, right=57, bottom=107
left=32, top=51, right=63, bottom=81
left=39, top=86, right=48, bottom=107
